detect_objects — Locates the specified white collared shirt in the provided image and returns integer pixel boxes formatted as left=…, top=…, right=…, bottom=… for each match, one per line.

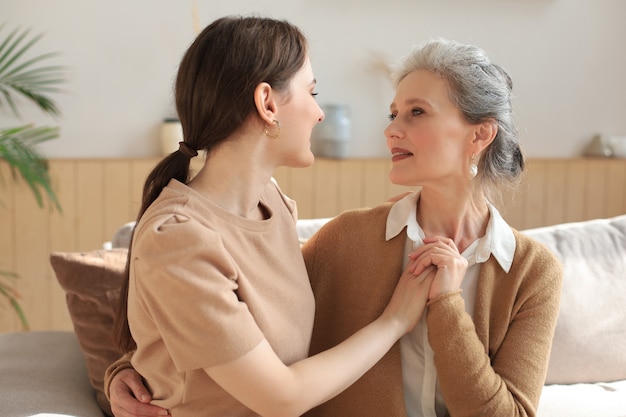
left=385, top=190, right=516, bottom=417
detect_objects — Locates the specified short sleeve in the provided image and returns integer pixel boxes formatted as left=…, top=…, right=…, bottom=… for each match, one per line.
left=129, top=213, right=264, bottom=371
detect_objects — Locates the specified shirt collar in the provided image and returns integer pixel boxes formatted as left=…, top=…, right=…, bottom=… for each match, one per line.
left=385, top=190, right=515, bottom=272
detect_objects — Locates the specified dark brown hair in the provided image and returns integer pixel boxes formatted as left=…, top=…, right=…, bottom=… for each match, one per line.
left=114, top=16, right=309, bottom=351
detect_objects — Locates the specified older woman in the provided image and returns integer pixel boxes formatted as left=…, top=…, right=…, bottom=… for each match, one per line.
left=303, top=38, right=562, bottom=417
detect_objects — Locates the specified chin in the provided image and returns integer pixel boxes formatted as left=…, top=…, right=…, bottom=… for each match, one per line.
left=286, top=150, right=315, bottom=168
left=388, top=168, right=415, bottom=187
left=388, top=168, right=404, bottom=185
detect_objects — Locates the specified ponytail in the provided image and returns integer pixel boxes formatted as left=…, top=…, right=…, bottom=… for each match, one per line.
left=112, top=152, right=195, bottom=352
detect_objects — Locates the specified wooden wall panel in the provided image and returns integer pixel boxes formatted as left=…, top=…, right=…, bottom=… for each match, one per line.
left=130, top=159, right=160, bottom=218
left=362, top=159, right=393, bottom=208
left=0, top=162, right=17, bottom=330
left=543, top=160, right=568, bottom=227
left=606, top=161, right=626, bottom=217
left=585, top=159, right=607, bottom=221
left=13, top=170, right=50, bottom=330
left=521, top=160, right=548, bottom=230
left=103, top=161, right=133, bottom=241
left=285, top=165, right=315, bottom=219
left=48, top=161, right=77, bottom=329
left=1, top=157, right=625, bottom=333
left=337, top=159, right=367, bottom=214
left=312, top=159, right=340, bottom=218
left=76, top=161, right=105, bottom=250
left=564, top=160, right=587, bottom=223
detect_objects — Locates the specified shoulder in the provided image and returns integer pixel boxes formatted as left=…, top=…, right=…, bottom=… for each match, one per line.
left=302, top=202, right=393, bottom=259
left=513, top=229, right=561, bottom=267
left=133, top=203, right=223, bottom=262
left=510, top=229, right=563, bottom=289
left=320, top=202, right=394, bottom=237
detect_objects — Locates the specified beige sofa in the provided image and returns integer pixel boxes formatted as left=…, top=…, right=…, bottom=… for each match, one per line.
left=1, top=214, right=625, bottom=417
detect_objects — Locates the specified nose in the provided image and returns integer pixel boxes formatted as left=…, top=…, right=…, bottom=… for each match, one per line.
left=384, top=119, right=400, bottom=140
left=318, top=106, right=325, bottom=123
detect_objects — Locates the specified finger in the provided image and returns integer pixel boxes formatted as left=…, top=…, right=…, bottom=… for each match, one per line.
left=409, top=246, right=446, bottom=271
left=124, top=375, right=152, bottom=403
left=408, top=264, right=436, bottom=288
left=423, top=236, right=459, bottom=251
left=113, top=370, right=169, bottom=416
left=413, top=265, right=436, bottom=284
left=408, top=237, right=456, bottom=260
left=411, top=248, right=458, bottom=276
left=117, top=396, right=170, bottom=417
left=112, top=390, right=169, bottom=417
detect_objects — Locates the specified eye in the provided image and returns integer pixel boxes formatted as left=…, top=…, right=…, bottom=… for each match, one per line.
left=388, top=113, right=397, bottom=121
left=312, top=92, right=319, bottom=97
left=411, top=108, right=424, bottom=116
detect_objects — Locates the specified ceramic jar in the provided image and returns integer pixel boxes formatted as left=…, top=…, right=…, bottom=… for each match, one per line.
left=313, top=104, right=351, bottom=159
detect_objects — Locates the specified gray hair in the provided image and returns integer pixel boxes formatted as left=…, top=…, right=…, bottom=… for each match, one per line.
left=391, top=38, right=525, bottom=203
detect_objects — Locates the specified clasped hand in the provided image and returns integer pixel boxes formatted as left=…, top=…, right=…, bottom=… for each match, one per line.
left=408, top=236, right=468, bottom=301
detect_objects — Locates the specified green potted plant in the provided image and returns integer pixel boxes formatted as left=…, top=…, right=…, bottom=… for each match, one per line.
left=0, top=24, right=65, bottom=329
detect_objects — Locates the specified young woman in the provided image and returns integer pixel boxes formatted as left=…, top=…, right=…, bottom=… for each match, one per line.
left=107, top=16, right=436, bottom=417
left=109, top=37, right=562, bottom=417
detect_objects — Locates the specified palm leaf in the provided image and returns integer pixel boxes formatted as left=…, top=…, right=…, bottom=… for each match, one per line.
left=0, top=271, right=29, bottom=330
left=0, top=125, right=61, bottom=211
left=0, top=24, right=65, bottom=117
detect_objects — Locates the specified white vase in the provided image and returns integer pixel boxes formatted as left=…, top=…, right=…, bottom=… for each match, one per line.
left=160, top=118, right=183, bottom=156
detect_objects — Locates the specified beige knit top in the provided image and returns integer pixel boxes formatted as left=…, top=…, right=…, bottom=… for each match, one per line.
left=125, top=179, right=315, bottom=416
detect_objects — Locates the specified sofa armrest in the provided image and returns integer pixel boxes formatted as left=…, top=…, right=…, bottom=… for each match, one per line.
left=0, top=330, right=105, bottom=417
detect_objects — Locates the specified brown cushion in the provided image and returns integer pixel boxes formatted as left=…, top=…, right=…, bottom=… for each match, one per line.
left=50, top=249, right=128, bottom=417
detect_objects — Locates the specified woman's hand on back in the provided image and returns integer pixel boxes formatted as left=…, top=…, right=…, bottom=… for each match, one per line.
left=109, top=368, right=169, bottom=416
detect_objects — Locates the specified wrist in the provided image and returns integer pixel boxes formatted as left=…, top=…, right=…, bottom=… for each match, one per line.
left=104, top=358, right=135, bottom=400
left=427, top=289, right=462, bottom=306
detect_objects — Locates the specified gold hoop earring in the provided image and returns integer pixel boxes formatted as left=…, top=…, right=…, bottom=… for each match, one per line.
left=264, top=120, right=281, bottom=139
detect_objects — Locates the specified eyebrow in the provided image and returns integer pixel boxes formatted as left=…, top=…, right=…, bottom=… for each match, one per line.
left=390, top=97, right=431, bottom=110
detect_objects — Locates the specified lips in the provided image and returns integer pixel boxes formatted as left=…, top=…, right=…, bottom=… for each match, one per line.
left=391, top=147, right=413, bottom=161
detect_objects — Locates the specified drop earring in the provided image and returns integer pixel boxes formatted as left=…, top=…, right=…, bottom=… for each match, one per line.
left=470, top=153, right=478, bottom=178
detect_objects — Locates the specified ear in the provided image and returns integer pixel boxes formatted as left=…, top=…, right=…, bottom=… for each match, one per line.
left=253, top=82, right=278, bottom=126
left=472, top=119, right=498, bottom=154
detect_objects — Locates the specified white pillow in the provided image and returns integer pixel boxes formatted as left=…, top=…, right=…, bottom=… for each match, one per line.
left=523, top=215, right=626, bottom=384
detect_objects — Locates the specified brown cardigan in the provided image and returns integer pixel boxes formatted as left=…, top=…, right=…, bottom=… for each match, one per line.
left=302, top=203, right=562, bottom=417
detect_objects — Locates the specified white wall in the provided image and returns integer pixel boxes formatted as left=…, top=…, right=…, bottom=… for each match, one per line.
left=4, top=0, right=626, bottom=159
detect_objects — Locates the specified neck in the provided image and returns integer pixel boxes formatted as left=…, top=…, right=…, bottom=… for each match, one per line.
left=416, top=186, right=490, bottom=253
left=188, top=138, right=275, bottom=220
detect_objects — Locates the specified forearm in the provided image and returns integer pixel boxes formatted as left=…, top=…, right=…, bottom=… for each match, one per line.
left=287, top=315, right=405, bottom=413
left=208, top=315, right=406, bottom=417
left=427, top=293, right=516, bottom=415
left=427, top=291, right=555, bottom=417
